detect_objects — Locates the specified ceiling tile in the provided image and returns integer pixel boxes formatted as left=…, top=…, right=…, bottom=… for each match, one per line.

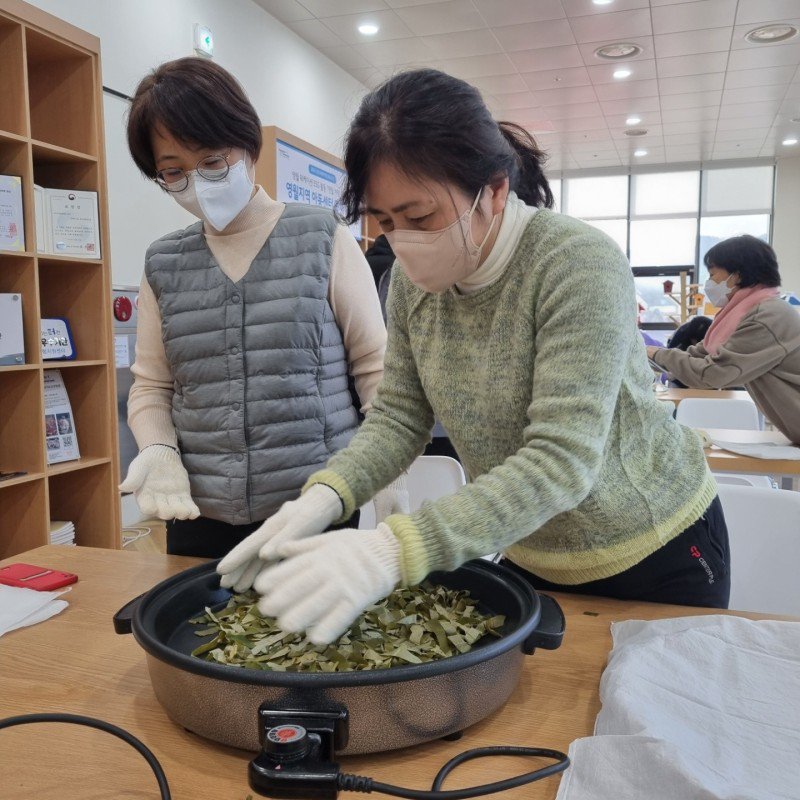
left=714, top=127, right=769, bottom=141
left=578, top=36, right=655, bottom=66
left=353, top=36, right=434, bottom=65
left=665, top=146, right=707, bottom=162
left=716, top=115, right=777, bottom=130
left=510, top=45, right=585, bottom=72
left=553, top=116, right=610, bottom=132
left=492, top=91, right=540, bottom=109
left=568, top=8, right=653, bottom=44
left=421, top=28, right=502, bottom=58
left=727, top=42, right=800, bottom=69
left=725, top=65, right=798, bottom=88
left=662, top=119, right=717, bottom=134
left=522, top=67, right=591, bottom=90
left=287, top=19, right=346, bottom=48
left=719, top=99, right=782, bottom=117
left=472, top=0, right=564, bottom=25
left=600, top=95, right=662, bottom=115
left=594, top=79, right=659, bottom=101
left=469, top=73, right=529, bottom=94
left=436, top=52, right=517, bottom=79
left=320, top=45, right=373, bottom=70
left=664, top=131, right=714, bottom=145
left=252, top=0, right=314, bottom=22
left=723, top=84, right=790, bottom=105
left=385, top=0, right=444, bottom=6
left=534, top=86, right=600, bottom=106
left=652, top=0, right=737, bottom=35
left=492, top=19, right=576, bottom=52
left=660, top=105, right=720, bottom=122
left=609, top=124, right=664, bottom=140
left=563, top=1, right=650, bottom=21
left=588, top=60, right=657, bottom=85
left=321, top=10, right=414, bottom=44
left=348, top=66, right=388, bottom=88
left=654, top=27, right=733, bottom=58
left=735, top=0, right=800, bottom=25
left=303, top=0, right=388, bottom=16
left=394, top=0, right=484, bottom=36
left=659, top=90, right=722, bottom=109
left=540, top=100, right=604, bottom=119
left=656, top=51, right=729, bottom=78
left=605, top=111, right=663, bottom=127
left=659, top=72, right=725, bottom=94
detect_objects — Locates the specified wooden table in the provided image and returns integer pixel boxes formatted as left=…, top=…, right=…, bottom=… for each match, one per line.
left=703, top=427, right=800, bottom=478
left=655, top=387, right=752, bottom=406
left=0, top=546, right=789, bottom=799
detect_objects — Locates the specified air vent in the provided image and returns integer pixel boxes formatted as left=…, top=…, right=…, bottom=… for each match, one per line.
left=624, top=128, right=649, bottom=137
left=594, top=42, right=642, bottom=60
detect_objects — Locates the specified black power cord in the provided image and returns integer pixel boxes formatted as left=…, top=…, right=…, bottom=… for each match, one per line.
left=0, top=713, right=171, bottom=799
left=338, top=745, right=570, bottom=799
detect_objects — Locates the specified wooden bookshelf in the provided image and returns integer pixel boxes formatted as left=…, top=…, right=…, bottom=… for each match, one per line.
left=0, top=0, right=120, bottom=558
left=255, top=125, right=369, bottom=250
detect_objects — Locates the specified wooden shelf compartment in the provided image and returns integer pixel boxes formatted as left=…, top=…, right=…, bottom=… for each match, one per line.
left=0, top=470, right=44, bottom=489
left=0, top=18, right=28, bottom=137
left=0, top=255, right=40, bottom=366
left=44, top=363, right=112, bottom=464
left=38, top=259, right=107, bottom=361
left=47, top=455, right=109, bottom=477
left=43, top=360, right=105, bottom=369
left=0, top=478, right=48, bottom=559
left=0, top=368, right=45, bottom=477
left=25, top=27, right=96, bottom=156
left=0, top=138, right=33, bottom=256
left=48, top=461, right=117, bottom=548
left=32, top=155, right=99, bottom=193
left=31, top=139, right=97, bottom=164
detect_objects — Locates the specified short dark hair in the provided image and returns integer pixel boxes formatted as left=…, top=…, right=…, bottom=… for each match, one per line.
left=127, top=57, right=262, bottom=178
left=341, top=69, right=552, bottom=224
left=704, top=235, right=781, bottom=288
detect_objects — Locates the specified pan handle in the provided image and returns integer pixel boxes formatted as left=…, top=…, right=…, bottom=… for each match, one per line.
left=523, top=593, right=565, bottom=655
left=113, top=592, right=146, bottom=635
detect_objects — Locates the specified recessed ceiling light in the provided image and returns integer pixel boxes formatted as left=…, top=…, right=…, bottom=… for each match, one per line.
left=613, top=68, right=632, bottom=79
left=595, top=42, right=642, bottom=60
left=634, top=149, right=648, bottom=157
left=783, top=137, right=799, bottom=146
left=358, top=23, right=379, bottom=35
left=626, top=115, right=642, bottom=125
left=593, top=0, right=614, bottom=5
left=745, top=24, right=798, bottom=44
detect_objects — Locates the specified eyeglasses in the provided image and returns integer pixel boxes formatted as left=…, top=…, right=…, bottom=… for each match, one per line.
left=155, top=149, right=233, bottom=193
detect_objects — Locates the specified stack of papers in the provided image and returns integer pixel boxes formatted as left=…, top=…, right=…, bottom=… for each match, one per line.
left=49, top=520, right=75, bottom=546
left=710, top=437, right=800, bottom=460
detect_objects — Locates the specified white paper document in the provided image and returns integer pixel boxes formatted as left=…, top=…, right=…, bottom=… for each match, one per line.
left=43, top=369, right=81, bottom=464
left=0, top=584, right=70, bottom=638
left=711, top=438, right=800, bottom=461
left=556, top=615, right=800, bottom=800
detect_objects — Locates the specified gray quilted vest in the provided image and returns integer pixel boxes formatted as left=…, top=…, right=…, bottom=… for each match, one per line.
left=144, top=204, right=360, bottom=525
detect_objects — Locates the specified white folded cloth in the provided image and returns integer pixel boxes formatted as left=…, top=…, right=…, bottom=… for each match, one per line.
left=0, top=584, right=70, bottom=638
left=556, top=615, right=800, bottom=800
left=710, top=438, right=800, bottom=461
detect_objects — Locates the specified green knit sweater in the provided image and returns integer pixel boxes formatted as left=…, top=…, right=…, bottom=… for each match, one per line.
left=307, top=209, right=717, bottom=586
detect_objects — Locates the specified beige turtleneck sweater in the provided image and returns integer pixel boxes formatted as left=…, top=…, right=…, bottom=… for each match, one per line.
left=128, top=187, right=387, bottom=450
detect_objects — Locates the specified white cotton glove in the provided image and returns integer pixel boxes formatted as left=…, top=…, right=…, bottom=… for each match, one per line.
left=119, top=445, right=200, bottom=521
left=253, top=525, right=402, bottom=645
left=216, top=484, right=343, bottom=593
left=372, top=474, right=410, bottom=522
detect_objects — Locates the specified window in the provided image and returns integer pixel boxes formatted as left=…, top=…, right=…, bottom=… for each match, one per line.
left=698, top=214, right=771, bottom=283
left=564, top=174, right=628, bottom=252
left=702, top=166, right=773, bottom=214
left=549, top=178, right=561, bottom=212
left=630, top=219, right=698, bottom=268
left=632, top=171, right=699, bottom=216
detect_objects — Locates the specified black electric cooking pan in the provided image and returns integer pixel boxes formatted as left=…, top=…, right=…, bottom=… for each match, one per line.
left=114, top=559, right=564, bottom=755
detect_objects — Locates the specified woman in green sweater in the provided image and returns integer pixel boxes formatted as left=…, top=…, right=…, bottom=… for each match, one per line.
left=218, top=69, right=729, bottom=643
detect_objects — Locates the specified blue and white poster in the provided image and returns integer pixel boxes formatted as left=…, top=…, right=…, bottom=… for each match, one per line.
left=275, top=139, right=361, bottom=241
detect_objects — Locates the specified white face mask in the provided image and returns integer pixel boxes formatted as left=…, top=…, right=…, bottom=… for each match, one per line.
left=385, top=189, right=498, bottom=294
left=172, top=158, right=254, bottom=231
left=704, top=276, right=732, bottom=309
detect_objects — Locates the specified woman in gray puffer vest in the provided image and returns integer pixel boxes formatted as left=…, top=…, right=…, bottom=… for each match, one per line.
left=120, top=57, right=404, bottom=559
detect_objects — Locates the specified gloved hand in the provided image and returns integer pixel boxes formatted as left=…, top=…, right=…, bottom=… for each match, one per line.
left=119, top=444, right=200, bottom=521
left=372, top=474, right=410, bottom=522
left=216, top=483, right=343, bottom=593
left=253, top=525, right=402, bottom=645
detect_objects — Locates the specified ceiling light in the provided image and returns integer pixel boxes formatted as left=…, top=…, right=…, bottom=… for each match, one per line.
left=595, top=42, right=642, bottom=60
left=613, top=68, right=632, bottom=79
left=634, top=149, right=648, bottom=157
left=783, top=137, right=799, bottom=146
left=358, top=23, right=379, bottom=35
left=593, top=0, right=614, bottom=5
left=626, top=115, right=641, bottom=125
left=745, top=24, right=798, bottom=44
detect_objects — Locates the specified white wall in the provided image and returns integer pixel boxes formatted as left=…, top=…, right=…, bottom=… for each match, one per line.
left=773, top=156, right=800, bottom=297
left=26, top=0, right=367, bottom=285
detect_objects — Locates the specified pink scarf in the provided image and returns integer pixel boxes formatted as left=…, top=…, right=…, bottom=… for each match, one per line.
left=703, top=285, right=781, bottom=356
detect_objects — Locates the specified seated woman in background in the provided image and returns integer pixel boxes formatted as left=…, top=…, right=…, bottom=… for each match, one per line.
left=647, top=235, right=800, bottom=443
